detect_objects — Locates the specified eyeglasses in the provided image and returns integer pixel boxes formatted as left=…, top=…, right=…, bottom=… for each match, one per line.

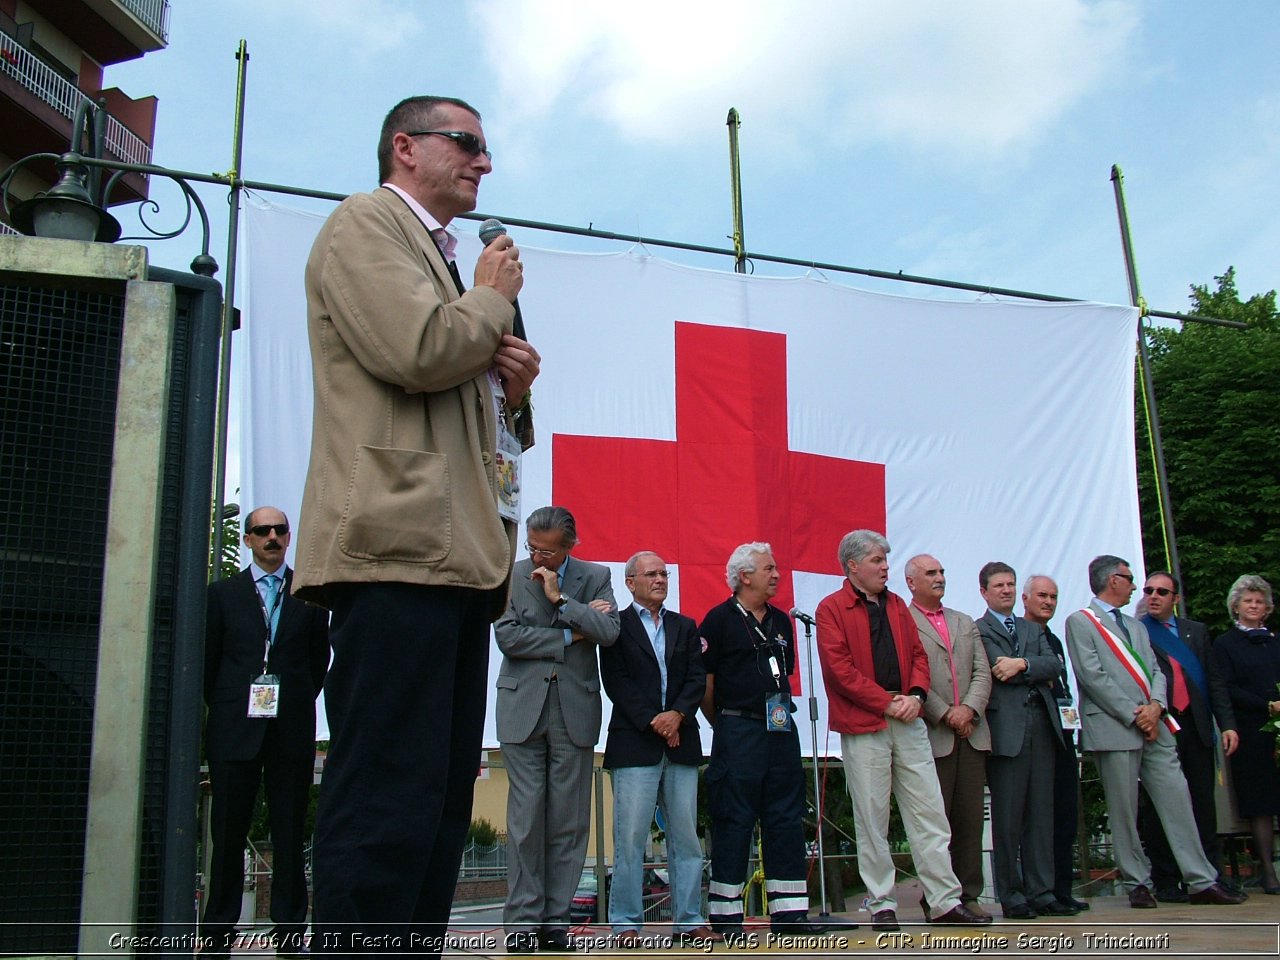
left=406, top=130, right=492, bottom=161
left=629, top=571, right=670, bottom=580
left=1113, top=572, right=1135, bottom=583
left=248, top=523, right=289, bottom=537
left=1143, top=586, right=1173, bottom=597
left=525, top=542, right=562, bottom=559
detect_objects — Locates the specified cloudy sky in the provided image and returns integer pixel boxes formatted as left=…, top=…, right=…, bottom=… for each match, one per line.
left=104, top=0, right=1276, bottom=316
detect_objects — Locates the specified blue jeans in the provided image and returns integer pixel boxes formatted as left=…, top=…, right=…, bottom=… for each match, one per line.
left=609, top=759, right=705, bottom=932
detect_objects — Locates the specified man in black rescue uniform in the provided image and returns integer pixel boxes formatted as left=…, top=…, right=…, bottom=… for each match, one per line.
left=699, top=542, right=830, bottom=936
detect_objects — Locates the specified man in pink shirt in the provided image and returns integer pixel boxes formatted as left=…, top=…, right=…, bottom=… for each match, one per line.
left=905, top=554, right=992, bottom=919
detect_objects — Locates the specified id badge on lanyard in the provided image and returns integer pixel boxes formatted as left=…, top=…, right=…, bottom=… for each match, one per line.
left=249, top=674, right=280, bottom=717
left=735, top=602, right=793, bottom=733
left=766, top=691, right=793, bottom=733
left=489, top=372, right=522, bottom=523
left=249, top=577, right=284, bottom=718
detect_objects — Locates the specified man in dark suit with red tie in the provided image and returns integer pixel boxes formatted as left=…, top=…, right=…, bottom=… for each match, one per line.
left=202, top=507, right=330, bottom=958
left=1138, top=570, right=1239, bottom=900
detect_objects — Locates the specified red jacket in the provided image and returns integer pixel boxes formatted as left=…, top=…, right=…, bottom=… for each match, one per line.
left=815, top=580, right=931, bottom=735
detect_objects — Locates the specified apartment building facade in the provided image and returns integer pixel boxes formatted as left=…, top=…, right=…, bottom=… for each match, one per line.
left=0, top=0, right=169, bottom=230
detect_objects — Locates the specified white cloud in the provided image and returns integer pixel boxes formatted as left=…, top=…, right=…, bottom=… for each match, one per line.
left=472, top=0, right=1139, bottom=162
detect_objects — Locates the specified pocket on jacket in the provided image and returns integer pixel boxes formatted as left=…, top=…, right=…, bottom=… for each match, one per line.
left=496, top=675, right=518, bottom=692
left=339, top=445, right=451, bottom=562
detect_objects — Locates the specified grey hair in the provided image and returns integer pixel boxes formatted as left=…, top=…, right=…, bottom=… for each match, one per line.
left=525, top=505, right=578, bottom=547
left=1087, top=555, right=1128, bottom=595
left=624, top=551, right=661, bottom=578
left=1226, top=574, right=1274, bottom=618
left=837, top=529, right=890, bottom=571
left=726, top=542, right=772, bottom=593
left=1022, top=574, right=1057, bottom=595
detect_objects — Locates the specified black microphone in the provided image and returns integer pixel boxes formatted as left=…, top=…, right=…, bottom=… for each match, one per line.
left=478, top=218, right=527, bottom=343
left=790, top=608, right=816, bottom=627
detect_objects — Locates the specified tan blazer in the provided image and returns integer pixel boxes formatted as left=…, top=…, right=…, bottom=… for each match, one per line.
left=910, top=605, right=992, bottom=756
left=294, top=187, right=521, bottom=611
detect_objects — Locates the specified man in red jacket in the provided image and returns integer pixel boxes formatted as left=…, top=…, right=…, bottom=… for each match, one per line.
left=815, top=530, right=990, bottom=932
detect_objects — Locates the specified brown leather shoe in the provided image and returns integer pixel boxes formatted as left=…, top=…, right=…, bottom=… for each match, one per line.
left=677, top=927, right=725, bottom=945
left=1128, top=884, right=1157, bottom=908
left=871, top=910, right=899, bottom=932
left=931, top=903, right=993, bottom=925
left=1188, top=882, right=1247, bottom=905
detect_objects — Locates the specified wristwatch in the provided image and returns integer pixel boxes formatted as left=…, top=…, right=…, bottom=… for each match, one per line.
left=554, top=596, right=569, bottom=611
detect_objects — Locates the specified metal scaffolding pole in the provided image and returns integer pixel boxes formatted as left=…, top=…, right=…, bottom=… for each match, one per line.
left=1111, top=164, right=1184, bottom=608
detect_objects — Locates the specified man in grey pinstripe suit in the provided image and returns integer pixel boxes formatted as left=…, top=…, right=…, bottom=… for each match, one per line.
left=495, top=506, right=620, bottom=951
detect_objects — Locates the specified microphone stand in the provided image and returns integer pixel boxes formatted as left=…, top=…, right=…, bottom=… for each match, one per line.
left=796, top=613, right=858, bottom=930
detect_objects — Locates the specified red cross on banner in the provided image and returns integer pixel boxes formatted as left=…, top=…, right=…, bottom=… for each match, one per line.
left=553, top=321, right=886, bottom=691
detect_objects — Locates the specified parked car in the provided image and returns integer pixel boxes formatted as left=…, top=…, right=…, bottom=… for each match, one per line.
left=570, top=866, right=670, bottom=924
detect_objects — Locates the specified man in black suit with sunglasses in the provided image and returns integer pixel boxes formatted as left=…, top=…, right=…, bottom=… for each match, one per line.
left=203, top=507, right=330, bottom=958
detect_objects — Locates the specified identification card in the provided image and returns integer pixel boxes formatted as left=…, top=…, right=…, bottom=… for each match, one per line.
left=1057, top=698, right=1081, bottom=731
left=765, top=692, right=793, bottom=733
left=495, top=429, right=522, bottom=523
left=248, top=674, right=280, bottom=718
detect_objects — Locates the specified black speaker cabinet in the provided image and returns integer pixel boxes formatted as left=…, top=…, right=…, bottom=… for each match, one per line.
left=0, top=236, right=221, bottom=955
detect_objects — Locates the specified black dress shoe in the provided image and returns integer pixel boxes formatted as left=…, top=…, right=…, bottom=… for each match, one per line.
left=1155, top=885, right=1188, bottom=903
left=506, top=931, right=539, bottom=953
left=871, top=909, right=899, bottom=932
left=538, top=928, right=578, bottom=951
left=1036, top=900, right=1079, bottom=916
left=1128, top=884, right=1157, bottom=908
left=1003, top=903, right=1038, bottom=920
left=1189, top=882, right=1247, bottom=905
left=932, top=903, right=993, bottom=925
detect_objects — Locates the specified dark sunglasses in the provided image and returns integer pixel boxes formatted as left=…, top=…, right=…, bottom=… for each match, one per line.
left=406, top=130, right=492, bottom=161
left=248, top=523, right=289, bottom=537
left=1143, top=586, right=1173, bottom=597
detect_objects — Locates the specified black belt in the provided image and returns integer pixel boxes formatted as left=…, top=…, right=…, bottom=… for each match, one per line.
left=719, top=708, right=765, bottom=721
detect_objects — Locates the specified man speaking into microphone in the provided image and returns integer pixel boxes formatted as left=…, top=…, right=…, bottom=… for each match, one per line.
left=294, top=95, right=540, bottom=956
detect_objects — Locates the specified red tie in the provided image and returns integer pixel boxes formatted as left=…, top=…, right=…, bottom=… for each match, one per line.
left=1168, top=657, right=1191, bottom=713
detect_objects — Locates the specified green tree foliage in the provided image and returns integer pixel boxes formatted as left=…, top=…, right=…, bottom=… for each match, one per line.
left=1136, top=268, right=1280, bottom=633
left=216, top=507, right=241, bottom=582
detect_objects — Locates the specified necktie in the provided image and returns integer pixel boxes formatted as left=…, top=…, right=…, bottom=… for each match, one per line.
left=1111, top=608, right=1131, bottom=642
left=1168, top=657, right=1191, bottom=712
left=1004, top=615, right=1021, bottom=655
left=446, top=259, right=466, bottom=295
left=263, top=574, right=280, bottom=643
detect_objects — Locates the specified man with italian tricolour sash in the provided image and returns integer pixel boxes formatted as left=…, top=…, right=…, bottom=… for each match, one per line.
left=1064, top=555, right=1245, bottom=909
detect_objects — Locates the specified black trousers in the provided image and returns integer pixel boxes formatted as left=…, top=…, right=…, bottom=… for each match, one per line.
left=1052, top=733, right=1080, bottom=903
left=705, top=715, right=808, bottom=930
left=312, top=582, right=492, bottom=959
left=1139, top=714, right=1221, bottom=889
left=203, top=729, right=313, bottom=953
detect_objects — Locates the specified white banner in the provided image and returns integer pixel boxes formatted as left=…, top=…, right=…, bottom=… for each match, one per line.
left=239, top=194, right=1142, bottom=754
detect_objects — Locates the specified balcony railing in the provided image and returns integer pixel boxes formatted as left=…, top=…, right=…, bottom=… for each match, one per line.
left=117, top=0, right=170, bottom=43
left=0, top=31, right=151, bottom=168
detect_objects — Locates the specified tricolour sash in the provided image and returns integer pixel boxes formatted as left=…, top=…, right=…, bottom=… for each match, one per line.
left=1080, top=608, right=1180, bottom=734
